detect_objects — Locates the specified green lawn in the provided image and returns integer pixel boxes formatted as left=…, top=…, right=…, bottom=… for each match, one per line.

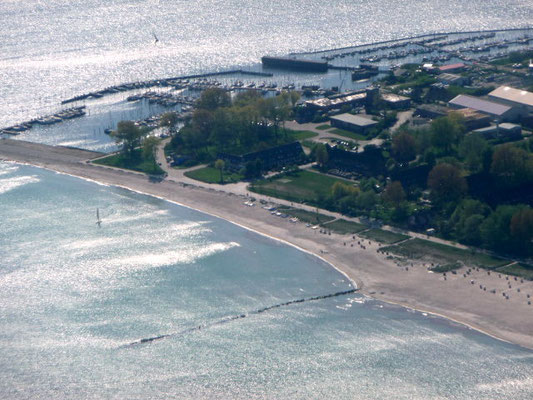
left=495, top=263, right=533, bottom=280
left=301, top=140, right=316, bottom=149
left=93, top=150, right=164, bottom=175
left=250, top=170, right=353, bottom=203
left=322, top=219, right=367, bottom=234
left=381, top=238, right=508, bottom=269
left=359, top=228, right=409, bottom=244
left=328, top=128, right=367, bottom=141
left=429, top=262, right=462, bottom=273
left=316, top=124, right=331, bottom=130
left=184, top=167, right=243, bottom=184
left=286, top=129, right=318, bottom=141
left=276, top=206, right=335, bottom=225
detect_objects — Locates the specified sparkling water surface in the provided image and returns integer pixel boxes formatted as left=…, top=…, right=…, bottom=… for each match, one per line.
left=1, top=0, right=532, bottom=130
left=2, top=1, right=533, bottom=398
left=1, top=163, right=533, bottom=399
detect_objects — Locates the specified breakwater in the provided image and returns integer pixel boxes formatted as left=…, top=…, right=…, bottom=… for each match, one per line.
left=291, top=26, right=532, bottom=56
left=61, top=69, right=274, bottom=105
left=125, top=288, right=358, bottom=347
left=0, top=106, right=86, bottom=136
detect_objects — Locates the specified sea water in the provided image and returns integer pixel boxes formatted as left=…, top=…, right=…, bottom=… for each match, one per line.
left=1, top=0, right=532, bottom=128
left=1, top=162, right=533, bottom=399
left=2, top=1, right=533, bottom=398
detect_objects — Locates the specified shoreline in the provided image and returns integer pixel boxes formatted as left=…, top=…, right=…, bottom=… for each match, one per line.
left=1, top=138, right=533, bottom=351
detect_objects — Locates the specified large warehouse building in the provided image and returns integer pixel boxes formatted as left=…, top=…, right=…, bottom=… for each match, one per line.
left=448, top=94, right=519, bottom=121
left=488, top=86, right=533, bottom=116
left=330, top=113, right=378, bottom=134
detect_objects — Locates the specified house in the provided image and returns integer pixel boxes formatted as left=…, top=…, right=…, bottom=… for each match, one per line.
left=330, top=113, right=378, bottom=134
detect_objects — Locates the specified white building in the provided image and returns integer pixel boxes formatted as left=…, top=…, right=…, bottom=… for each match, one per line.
left=488, top=86, right=533, bottom=116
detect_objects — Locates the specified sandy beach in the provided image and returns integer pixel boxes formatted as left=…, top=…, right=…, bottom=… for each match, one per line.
left=2, top=138, right=533, bottom=350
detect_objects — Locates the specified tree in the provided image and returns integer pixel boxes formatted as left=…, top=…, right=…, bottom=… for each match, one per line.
left=449, top=199, right=490, bottom=245
left=491, top=144, right=533, bottom=187
left=480, top=205, right=518, bottom=253
left=510, top=207, right=533, bottom=255
left=112, top=120, right=146, bottom=158
left=357, top=190, right=377, bottom=211
left=427, top=163, right=467, bottom=203
left=315, top=143, right=329, bottom=168
left=214, top=159, right=225, bottom=183
left=430, top=113, right=465, bottom=154
left=210, top=108, right=233, bottom=149
left=391, top=131, right=416, bottom=164
left=458, top=133, right=488, bottom=173
left=331, top=182, right=359, bottom=200
left=382, top=181, right=406, bottom=208
left=196, top=87, right=231, bottom=111
left=159, top=112, right=179, bottom=133
left=143, top=136, right=159, bottom=161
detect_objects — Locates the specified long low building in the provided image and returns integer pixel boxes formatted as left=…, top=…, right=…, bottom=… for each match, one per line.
left=330, top=113, right=378, bottom=134
left=448, top=94, right=519, bottom=121
left=305, top=91, right=367, bottom=111
left=473, top=122, right=522, bottom=139
left=218, top=141, right=305, bottom=171
left=488, top=86, right=533, bottom=115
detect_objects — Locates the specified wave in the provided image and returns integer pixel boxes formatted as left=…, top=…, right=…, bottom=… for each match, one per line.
left=0, top=175, right=40, bottom=194
left=107, top=241, right=240, bottom=269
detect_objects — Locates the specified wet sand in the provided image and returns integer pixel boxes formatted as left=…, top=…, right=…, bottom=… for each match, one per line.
left=2, top=138, right=532, bottom=350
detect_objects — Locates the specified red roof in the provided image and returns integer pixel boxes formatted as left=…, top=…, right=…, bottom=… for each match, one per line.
left=438, top=63, right=466, bottom=71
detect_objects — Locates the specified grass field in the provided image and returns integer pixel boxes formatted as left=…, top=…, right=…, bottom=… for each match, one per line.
left=276, top=206, right=335, bottom=225
left=328, top=128, right=367, bottom=141
left=286, top=129, right=318, bottom=141
left=359, top=228, right=409, bottom=244
left=250, top=170, right=352, bottom=203
left=429, top=262, right=462, bottom=273
left=93, top=150, right=164, bottom=175
left=185, top=167, right=243, bottom=184
left=381, top=238, right=508, bottom=269
left=322, top=219, right=367, bottom=234
left=495, top=263, right=533, bottom=280
left=316, top=124, right=331, bottom=130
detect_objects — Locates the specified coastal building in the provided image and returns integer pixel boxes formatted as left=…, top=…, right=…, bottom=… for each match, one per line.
left=261, top=56, right=329, bottom=72
left=415, top=104, right=449, bottom=119
left=488, top=86, right=533, bottom=116
left=473, top=122, right=522, bottom=140
left=330, top=113, right=378, bottom=134
left=437, top=73, right=467, bottom=86
left=448, top=94, right=518, bottom=121
left=449, top=108, right=491, bottom=131
left=381, top=93, right=411, bottom=109
left=437, top=63, right=466, bottom=74
left=305, top=91, right=367, bottom=111
left=218, top=141, right=305, bottom=171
